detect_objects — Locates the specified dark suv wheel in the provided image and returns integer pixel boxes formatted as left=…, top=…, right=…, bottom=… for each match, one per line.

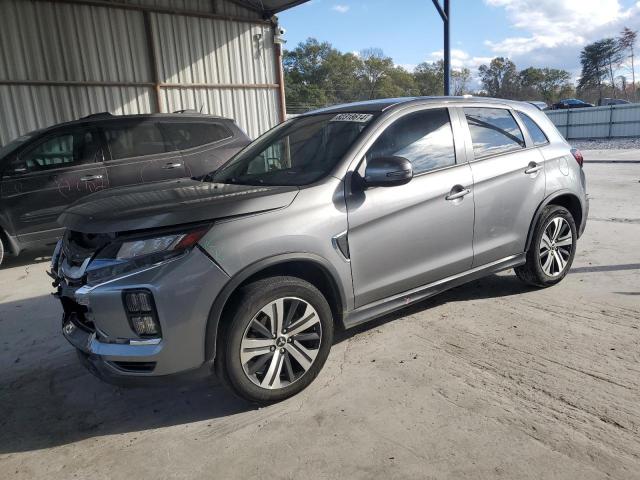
left=0, top=234, right=6, bottom=268
left=516, top=205, right=577, bottom=287
left=217, top=276, right=334, bottom=403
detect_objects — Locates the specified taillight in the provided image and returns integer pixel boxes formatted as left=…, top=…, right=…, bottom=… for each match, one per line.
left=570, top=148, right=584, bottom=168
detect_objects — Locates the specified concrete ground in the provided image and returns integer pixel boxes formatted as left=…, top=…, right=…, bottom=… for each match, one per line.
left=1, top=152, right=639, bottom=479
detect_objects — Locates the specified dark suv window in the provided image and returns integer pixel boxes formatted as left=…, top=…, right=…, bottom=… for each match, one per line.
left=367, top=108, right=456, bottom=174
left=517, top=112, right=548, bottom=146
left=103, top=122, right=169, bottom=159
left=162, top=122, right=232, bottom=150
left=18, top=129, right=101, bottom=172
left=464, top=107, right=525, bottom=158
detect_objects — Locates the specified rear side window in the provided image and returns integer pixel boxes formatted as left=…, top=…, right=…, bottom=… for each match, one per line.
left=162, top=122, right=232, bottom=150
left=103, top=122, right=169, bottom=159
left=517, top=112, right=548, bottom=146
left=464, top=107, right=525, bottom=158
left=367, top=108, right=456, bottom=174
left=19, top=130, right=100, bottom=171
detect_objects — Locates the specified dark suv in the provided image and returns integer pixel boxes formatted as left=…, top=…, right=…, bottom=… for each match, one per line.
left=0, top=112, right=250, bottom=265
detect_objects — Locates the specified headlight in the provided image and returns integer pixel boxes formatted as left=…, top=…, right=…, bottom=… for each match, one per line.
left=85, top=226, right=210, bottom=284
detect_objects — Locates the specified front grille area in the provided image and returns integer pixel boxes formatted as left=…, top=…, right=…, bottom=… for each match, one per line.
left=61, top=296, right=95, bottom=333
left=62, top=230, right=111, bottom=267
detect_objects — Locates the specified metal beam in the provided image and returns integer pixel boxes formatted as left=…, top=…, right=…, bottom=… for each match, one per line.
left=431, top=0, right=450, bottom=96
left=0, top=80, right=280, bottom=90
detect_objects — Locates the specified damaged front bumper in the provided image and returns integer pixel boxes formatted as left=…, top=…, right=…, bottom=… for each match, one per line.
left=53, top=243, right=230, bottom=382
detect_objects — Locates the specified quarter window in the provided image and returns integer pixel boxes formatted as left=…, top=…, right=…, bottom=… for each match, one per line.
left=19, top=130, right=101, bottom=172
left=162, top=122, right=232, bottom=150
left=464, top=107, right=525, bottom=158
left=517, top=112, right=548, bottom=146
left=367, top=108, right=456, bottom=175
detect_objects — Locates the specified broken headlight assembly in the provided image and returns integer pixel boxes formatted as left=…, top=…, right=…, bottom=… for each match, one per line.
left=85, top=226, right=210, bottom=285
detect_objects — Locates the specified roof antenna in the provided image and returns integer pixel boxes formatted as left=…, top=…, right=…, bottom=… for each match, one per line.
left=199, top=103, right=204, bottom=113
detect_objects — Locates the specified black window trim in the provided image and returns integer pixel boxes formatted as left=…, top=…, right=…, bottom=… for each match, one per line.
left=461, top=106, right=529, bottom=162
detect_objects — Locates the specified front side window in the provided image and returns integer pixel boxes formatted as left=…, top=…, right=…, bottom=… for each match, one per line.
left=18, top=130, right=100, bottom=172
left=464, top=107, right=525, bottom=158
left=517, top=112, right=548, bottom=146
left=162, top=122, right=232, bottom=150
left=104, top=122, right=169, bottom=159
left=366, top=108, right=456, bottom=174
left=212, top=112, right=377, bottom=186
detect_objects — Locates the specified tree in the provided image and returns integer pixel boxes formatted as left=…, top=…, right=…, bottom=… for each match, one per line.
left=619, top=27, right=637, bottom=96
left=478, top=57, right=518, bottom=98
left=451, top=67, right=471, bottom=95
left=357, top=48, right=395, bottom=99
left=413, top=60, right=444, bottom=96
left=519, top=67, right=571, bottom=103
left=578, top=40, right=610, bottom=102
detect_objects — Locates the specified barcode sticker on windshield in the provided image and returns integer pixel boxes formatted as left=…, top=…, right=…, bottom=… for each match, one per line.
left=331, top=113, right=373, bottom=123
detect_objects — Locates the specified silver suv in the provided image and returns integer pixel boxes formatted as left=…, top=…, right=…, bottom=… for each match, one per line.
left=52, top=97, right=588, bottom=403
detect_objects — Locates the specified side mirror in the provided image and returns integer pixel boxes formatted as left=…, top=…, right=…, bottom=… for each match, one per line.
left=364, top=156, right=413, bottom=187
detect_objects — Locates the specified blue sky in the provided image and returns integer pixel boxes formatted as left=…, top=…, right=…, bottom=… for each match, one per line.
left=279, top=0, right=640, bottom=81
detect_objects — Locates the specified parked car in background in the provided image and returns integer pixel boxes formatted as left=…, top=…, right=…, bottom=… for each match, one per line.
left=552, top=98, right=594, bottom=109
left=598, top=98, right=631, bottom=106
left=0, top=112, right=250, bottom=266
left=527, top=101, right=549, bottom=111
left=53, top=97, right=588, bottom=403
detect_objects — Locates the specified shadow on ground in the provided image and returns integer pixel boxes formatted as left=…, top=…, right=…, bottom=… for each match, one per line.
left=0, top=271, right=539, bottom=455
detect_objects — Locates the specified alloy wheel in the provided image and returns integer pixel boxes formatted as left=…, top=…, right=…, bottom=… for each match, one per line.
left=539, top=217, right=573, bottom=277
left=240, top=297, right=322, bottom=389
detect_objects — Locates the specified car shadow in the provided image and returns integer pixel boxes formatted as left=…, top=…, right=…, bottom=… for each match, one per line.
left=2, top=246, right=55, bottom=269
left=0, top=271, right=536, bottom=455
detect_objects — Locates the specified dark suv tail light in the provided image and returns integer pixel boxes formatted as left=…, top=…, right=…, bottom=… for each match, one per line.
left=570, top=148, right=584, bottom=168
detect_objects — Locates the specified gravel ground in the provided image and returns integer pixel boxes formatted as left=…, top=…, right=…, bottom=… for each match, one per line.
left=571, top=137, right=640, bottom=150
left=1, top=160, right=639, bottom=479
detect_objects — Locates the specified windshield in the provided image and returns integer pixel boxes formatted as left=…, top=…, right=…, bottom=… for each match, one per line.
left=211, top=112, right=377, bottom=186
left=0, top=131, right=38, bottom=159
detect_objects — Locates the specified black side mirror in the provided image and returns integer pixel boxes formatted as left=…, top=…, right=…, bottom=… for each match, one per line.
left=364, top=156, right=413, bottom=187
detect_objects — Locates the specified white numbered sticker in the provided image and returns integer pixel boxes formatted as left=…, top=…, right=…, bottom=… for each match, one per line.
left=331, top=113, right=373, bottom=123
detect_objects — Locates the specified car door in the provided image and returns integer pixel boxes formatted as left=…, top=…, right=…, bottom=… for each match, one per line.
left=100, top=120, right=186, bottom=188
left=0, top=126, right=108, bottom=243
left=459, top=106, right=545, bottom=267
left=346, top=107, right=475, bottom=308
left=159, top=120, right=239, bottom=177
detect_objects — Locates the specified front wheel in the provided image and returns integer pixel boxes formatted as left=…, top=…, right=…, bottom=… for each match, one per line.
left=516, top=205, right=577, bottom=287
left=217, top=276, right=334, bottom=403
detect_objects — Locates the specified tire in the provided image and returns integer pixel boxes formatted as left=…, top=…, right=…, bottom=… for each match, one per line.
left=0, top=233, right=6, bottom=268
left=515, top=205, right=577, bottom=287
left=217, top=276, right=334, bottom=404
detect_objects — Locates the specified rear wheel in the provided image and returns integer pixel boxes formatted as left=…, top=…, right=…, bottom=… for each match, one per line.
left=516, top=205, right=577, bottom=287
left=0, top=233, right=6, bottom=268
left=217, top=276, right=334, bottom=403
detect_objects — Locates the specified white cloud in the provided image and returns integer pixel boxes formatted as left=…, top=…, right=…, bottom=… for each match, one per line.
left=483, top=0, right=640, bottom=74
left=331, top=4, right=350, bottom=13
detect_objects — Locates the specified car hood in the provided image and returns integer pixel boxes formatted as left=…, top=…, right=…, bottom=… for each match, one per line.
left=58, top=178, right=299, bottom=234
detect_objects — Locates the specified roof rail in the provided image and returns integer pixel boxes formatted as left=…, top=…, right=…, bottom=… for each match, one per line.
left=173, top=109, right=201, bottom=114
left=81, top=112, right=114, bottom=119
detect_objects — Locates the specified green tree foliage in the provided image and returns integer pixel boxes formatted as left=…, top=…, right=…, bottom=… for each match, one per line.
left=578, top=38, right=624, bottom=101
left=478, top=57, right=519, bottom=98
left=619, top=27, right=638, bottom=95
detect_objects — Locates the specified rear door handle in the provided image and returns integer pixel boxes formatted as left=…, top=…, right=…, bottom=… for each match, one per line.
left=524, top=163, right=543, bottom=174
left=163, top=162, right=183, bottom=170
left=80, top=174, right=103, bottom=181
left=445, top=187, right=471, bottom=201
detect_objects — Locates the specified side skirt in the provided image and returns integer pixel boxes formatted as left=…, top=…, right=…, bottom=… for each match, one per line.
left=342, top=253, right=526, bottom=329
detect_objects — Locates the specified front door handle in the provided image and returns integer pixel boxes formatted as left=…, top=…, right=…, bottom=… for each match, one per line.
left=524, top=163, right=543, bottom=174
left=163, top=162, right=183, bottom=170
left=445, top=186, right=471, bottom=201
left=80, top=174, right=103, bottom=181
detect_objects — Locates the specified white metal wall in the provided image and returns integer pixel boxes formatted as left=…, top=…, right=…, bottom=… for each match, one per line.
left=546, top=104, right=640, bottom=139
left=0, top=0, right=280, bottom=145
